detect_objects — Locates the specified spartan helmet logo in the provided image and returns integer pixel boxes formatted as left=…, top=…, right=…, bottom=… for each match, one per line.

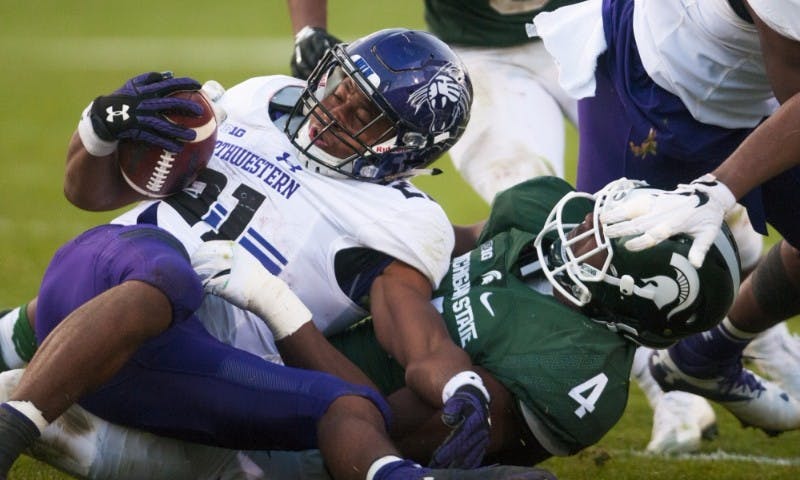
left=407, top=64, right=469, bottom=133
left=641, top=253, right=700, bottom=321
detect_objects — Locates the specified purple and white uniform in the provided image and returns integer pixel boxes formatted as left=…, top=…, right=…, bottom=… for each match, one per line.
left=535, top=0, right=800, bottom=245
left=36, top=75, right=453, bottom=450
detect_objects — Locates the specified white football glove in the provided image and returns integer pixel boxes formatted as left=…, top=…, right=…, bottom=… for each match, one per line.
left=200, top=80, right=228, bottom=125
left=600, top=174, right=736, bottom=268
left=191, top=240, right=311, bottom=340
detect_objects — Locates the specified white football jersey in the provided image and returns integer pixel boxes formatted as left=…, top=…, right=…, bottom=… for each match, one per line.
left=113, top=75, right=454, bottom=343
left=633, top=0, right=783, bottom=128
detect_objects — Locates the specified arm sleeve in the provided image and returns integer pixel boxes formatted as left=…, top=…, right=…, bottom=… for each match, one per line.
left=358, top=199, right=455, bottom=289
left=747, top=0, right=800, bottom=40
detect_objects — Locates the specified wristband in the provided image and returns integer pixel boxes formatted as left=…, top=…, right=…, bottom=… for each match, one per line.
left=77, top=102, right=118, bottom=157
left=442, top=370, right=490, bottom=404
left=5, top=400, right=48, bottom=434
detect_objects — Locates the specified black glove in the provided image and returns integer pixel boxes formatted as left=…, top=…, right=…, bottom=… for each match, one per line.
left=290, top=26, right=342, bottom=79
left=429, top=384, right=491, bottom=469
left=89, top=71, right=202, bottom=152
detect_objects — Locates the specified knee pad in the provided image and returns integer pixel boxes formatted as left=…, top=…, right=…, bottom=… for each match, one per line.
left=752, top=243, right=800, bottom=320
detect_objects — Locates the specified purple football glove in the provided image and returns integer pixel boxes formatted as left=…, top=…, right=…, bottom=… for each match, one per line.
left=290, top=26, right=342, bottom=79
left=89, top=71, right=202, bottom=152
left=429, top=384, right=491, bottom=469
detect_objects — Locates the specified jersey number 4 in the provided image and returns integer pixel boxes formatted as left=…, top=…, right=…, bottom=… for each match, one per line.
left=568, top=373, right=608, bottom=418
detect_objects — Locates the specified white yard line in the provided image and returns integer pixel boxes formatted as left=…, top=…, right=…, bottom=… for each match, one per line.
left=622, top=448, right=800, bottom=467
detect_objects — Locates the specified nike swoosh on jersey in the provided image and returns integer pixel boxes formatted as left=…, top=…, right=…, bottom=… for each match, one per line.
left=479, top=292, right=495, bottom=317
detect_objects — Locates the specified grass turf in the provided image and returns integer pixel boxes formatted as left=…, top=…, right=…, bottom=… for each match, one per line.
left=2, top=1, right=798, bottom=478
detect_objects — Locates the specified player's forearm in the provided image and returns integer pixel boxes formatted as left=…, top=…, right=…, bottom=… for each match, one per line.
left=286, top=0, right=328, bottom=34
left=402, top=336, right=476, bottom=408
left=713, top=92, right=800, bottom=200
left=64, top=132, right=142, bottom=211
left=276, top=322, right=380, bottom=391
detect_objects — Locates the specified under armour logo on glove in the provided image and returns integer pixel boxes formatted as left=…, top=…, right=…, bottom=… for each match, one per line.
left=105, top=104, right=130, bottom=122
left=89, top=71, right=203, bottom=152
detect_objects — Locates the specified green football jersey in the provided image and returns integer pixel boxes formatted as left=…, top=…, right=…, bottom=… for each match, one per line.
left=330, top=177, right=636, bottom=454
left=424, top=0, right=579, bottom=47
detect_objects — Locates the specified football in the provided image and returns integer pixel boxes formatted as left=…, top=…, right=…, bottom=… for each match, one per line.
left=118, top=90, right=218, bottom=198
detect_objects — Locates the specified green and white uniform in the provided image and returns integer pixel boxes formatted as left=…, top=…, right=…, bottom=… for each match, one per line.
left=425, top=0, right=576, bottom=47
left=332, top=177, right=636, bottom=455
left=420, top=1, right=580, bottom=204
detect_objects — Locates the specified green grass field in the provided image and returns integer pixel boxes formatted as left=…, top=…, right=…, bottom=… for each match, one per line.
left=1, top=1, right=799, bottom=478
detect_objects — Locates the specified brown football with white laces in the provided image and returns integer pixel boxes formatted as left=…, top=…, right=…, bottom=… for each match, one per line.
left=118, top=90, right=217, bottom=198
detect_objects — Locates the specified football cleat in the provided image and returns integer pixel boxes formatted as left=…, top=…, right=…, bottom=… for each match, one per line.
left=415, top=465, right=557, bottom=480
left=650, top=348, right=800, bottom=435
left=646, top=391, right=717, bottom=454
left=744, top=322, right=800, bottom=401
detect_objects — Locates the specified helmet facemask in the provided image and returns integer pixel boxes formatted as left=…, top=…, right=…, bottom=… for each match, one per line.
left=535, top=179, right=741, bottom=347
left=286, top=29, right=472, bottom=182
left=290, top=47, right=399, bottom=180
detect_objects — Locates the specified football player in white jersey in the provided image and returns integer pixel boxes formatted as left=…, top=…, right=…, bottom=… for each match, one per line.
left=0, top=28, right=558, bottom=480
left=535, top=0, right=800, bottom=436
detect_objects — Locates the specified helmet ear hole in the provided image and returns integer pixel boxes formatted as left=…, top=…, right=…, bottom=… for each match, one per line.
left=619, top=275, right=635, bottom=295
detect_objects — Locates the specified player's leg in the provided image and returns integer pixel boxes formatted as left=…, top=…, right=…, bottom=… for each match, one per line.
left=631, top=347, right=717, bottom=454
left=447, top=44, right=569, bottom=204
left=731, top=203, right=800, bottom=400
left=650, top=248, right=800, bottom=433
left=743, top=322, right=800, bottom=400
left=0, top=369, right=248, bottom=480
left=0, top=224, right=204, bottom=475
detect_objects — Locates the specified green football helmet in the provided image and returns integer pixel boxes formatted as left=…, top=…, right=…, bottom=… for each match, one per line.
left=534, top=179, right=742, bottom=348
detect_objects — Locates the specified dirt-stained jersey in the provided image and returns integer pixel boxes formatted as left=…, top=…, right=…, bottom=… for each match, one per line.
left=331, top=177, right=636, bottom=455
left=425, top=0, right=577, bottom=47
left=112, top=75, right=454, bottom=338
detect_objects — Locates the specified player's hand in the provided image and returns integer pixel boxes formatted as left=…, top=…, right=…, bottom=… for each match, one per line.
left=601, top=174, right=736, bottom=267
left=89, top=71, right=202, bottom=152
left=191, top=240, right=311, bottom=339
left=429, top=384, right=491, bottom=469
left=290, top=26, right=342, bottom=79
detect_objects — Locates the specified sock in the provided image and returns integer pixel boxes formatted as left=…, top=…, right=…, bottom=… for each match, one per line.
left=0, top=403, right=43, bottom=476
left=369, top=456, right=423, bottom=480
left=0, top=305, right=37, bottom=371
left=631, top=347, right=663, bottom=409
left=672, top=317, right=755, bottom=378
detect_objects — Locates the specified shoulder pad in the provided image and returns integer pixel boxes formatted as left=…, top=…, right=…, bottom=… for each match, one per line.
left=270, top=85, right=304, bottom=132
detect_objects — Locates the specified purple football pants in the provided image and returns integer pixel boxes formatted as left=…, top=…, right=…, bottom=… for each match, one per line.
left=577, top=0, right=800, bottom=247
left=36, top=223, right=391, bottom=450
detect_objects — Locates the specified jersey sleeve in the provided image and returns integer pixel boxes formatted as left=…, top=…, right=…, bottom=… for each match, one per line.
left=357, top=189, right=454, bottom=289
left=747, top=0, right=800, bottom=41
left=478, top=176, right=575, bottom=244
